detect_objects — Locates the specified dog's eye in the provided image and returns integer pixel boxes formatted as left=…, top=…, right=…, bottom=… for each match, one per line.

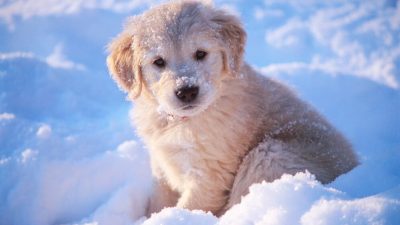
left=153, top=58, right=166, bottom=68
left=194, top=50, right=207, bottom=61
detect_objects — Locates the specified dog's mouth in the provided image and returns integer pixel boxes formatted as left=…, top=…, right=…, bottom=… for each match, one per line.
left=166, top=105, right=196, bottom=121
left=166, top=104, right=202, bottom=120
left=182, top=105, right=196, bottom=110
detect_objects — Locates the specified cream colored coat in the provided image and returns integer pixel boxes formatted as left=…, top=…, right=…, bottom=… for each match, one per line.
left=107, top=0, right=358, bottom=217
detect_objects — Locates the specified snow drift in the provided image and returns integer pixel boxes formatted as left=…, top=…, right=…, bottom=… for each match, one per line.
left=1, top=0, right=400, bottom=224
left=0, top=38, right=399, bottom=225
left=140, top=173, right=400, bottom=225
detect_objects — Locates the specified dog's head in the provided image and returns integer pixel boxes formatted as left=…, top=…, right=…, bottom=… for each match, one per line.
left=107, top=1, right=246, bottom=117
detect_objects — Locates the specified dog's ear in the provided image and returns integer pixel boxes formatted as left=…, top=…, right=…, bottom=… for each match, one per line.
left=107, top=32, right=142, bottom=99
left=210, top=9, right=246, bottom=74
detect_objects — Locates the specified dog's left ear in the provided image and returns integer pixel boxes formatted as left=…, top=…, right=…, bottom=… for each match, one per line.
left=210, top=9, right=246, bottom=75
left=107, top=31, right=142, bottom=99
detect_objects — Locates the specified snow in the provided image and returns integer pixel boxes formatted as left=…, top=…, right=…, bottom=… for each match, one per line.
left=219, top=173, right=400, bottom=225
left=36, top=124, right=52, bottom=139
left=0, top=112, right=15, bottom=120
left=1, top=86, right=398, bottom=225
left=0, top=139, right=152, bottom=225
left=46, top=44, right=86, bottom=71
left=301, top=192, right=400, bottom=225
left=137, top=173, right=400, bottom=225
left=0, top=0, right=161, bottom=29
left=259, top=0, right=400, bottom=89
left=73, top=172, right=398, bottom=225
left=176, top=76, right=198, bottom=87
left=0, top=52, right=35, bottom=60
left=142, top=208, right=217, bottom=225
left=0, top=0, right=399, bottom=224
left=20, top=148, right=38, bottom=163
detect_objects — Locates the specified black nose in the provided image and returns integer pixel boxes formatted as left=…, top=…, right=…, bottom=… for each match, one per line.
left=175, top=86, right=199, bottom=103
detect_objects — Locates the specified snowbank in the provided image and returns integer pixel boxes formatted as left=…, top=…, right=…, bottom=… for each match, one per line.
left=0, top=140, right=152, bottom=225
left=2, top=146, right=399, bottom=225
left=220, top=173, right=400, bottom=225
left=0, top=50, right=399, bottom=225
left=1, top=1, right=400, bottom=224
left=138, top=172, right=400, bottom=225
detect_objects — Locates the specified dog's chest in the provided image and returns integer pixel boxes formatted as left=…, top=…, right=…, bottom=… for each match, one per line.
left=151, top=125, right=203, bottom=190
left=151, top=120, right=237, bottom=192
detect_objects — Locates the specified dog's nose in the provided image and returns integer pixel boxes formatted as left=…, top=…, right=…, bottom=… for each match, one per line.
left=175, top=86, right=199, bottom=103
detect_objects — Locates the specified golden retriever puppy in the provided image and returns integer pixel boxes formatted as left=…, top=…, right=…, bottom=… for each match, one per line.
left=106, top=0, right=358, bottom=217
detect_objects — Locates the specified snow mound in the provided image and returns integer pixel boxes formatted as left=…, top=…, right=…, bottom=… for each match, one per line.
left=2, top=141, right=399, bottom=225
left=219, top=172, right=342, bottom=225
left=0, top=140, right=152, bottom=225
left=301, top=193, right=400, bottom=225
left=137, top=172, right=400, bottom=225
left=219, top=172, right=400, bottom=225
left=143, top=208, right=217, bottom=225
left=128, top=172, right=400, bottom=225
left=76, top=172, right=400, bottom=225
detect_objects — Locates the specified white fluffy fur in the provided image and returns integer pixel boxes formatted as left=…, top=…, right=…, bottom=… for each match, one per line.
left=107, top=0, right=358, bottom=217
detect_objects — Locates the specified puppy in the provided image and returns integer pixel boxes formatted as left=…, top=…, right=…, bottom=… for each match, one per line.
left=106, top=0, right=358, bottom=217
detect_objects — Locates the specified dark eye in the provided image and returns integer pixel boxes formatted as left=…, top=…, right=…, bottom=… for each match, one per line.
left=194, top=50, right=207, bottom=61
left=153, top=57, right=166, bottom=68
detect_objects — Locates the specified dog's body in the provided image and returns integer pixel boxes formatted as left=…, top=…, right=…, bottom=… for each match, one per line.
left=107, top=1, right=358, bottom=216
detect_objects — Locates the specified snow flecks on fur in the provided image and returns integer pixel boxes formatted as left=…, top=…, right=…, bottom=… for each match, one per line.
left=269, top=119, right=329, bottom=138
left=176, top=76, right=198, bottom=88
left=156, top=104, right=167, bottom=116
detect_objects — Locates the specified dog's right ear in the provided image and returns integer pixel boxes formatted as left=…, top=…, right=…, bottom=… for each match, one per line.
left=210, top=9, right=246, bottom=75
left=107, top=32, right=142, bottom=99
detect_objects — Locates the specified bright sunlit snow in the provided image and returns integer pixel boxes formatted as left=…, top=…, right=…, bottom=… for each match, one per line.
left=0, top=0, right=399, bottom=225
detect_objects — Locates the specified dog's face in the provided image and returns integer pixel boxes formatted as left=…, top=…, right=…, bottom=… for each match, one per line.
left=107, top=1, right=246, bottom=117
left=139, top=28, right=224, bottom=117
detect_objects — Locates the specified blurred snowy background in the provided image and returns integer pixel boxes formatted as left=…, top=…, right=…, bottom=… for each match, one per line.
left=0, top=0, right=399, bottom=224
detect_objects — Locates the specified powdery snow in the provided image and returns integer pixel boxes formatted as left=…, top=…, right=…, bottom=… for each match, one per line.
left=176, top=76, right=198, bottom=88
left=301, top=192, right=400, bottom=225
left=3, top=51, right=397, bottom=225
left=142, top=208, right=217, bottom=225
left=219, top=173, right=400, bottom=225
left=3, top=127, right=398, bottom=225
left=0, top=140, right=152, bottom=225
left=20, top=148, right=38, bottom=163
left=36, top=124, right=52, bottom=139
left=1, top=1, right=400, bottom=224
left=0, top=112, right=15, bottom=120
left=127, top=172, right=400, bottom=225
left=22, top=170, right=388, bottom=225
